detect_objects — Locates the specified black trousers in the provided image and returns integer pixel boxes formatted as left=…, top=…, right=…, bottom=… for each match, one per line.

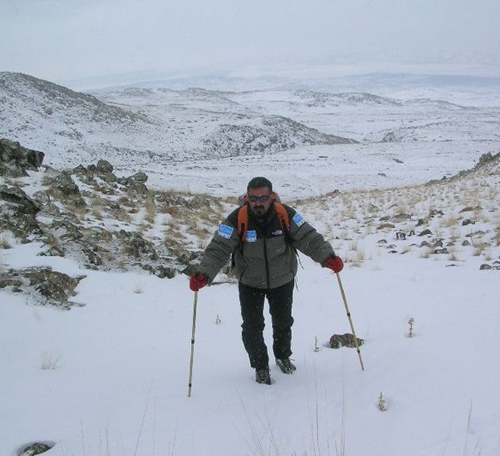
left=238, top=280, right=295, bottom=369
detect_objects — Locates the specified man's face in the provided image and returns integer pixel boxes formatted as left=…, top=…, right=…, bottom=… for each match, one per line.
left=247, top=186, right=272, bottom=217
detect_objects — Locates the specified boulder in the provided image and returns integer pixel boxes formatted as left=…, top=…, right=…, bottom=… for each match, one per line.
left=0, top=138, right=45, bottom=177
left=18, top=442, right=55, bottom=456
left=96, top=159, right=114, bottom=173
left=0, top=185, right=41, bottom=239
left=53, top=172, right=80, bottom=196
left=329, top=333, right=365, bottom=349
left=119, top=172, right=149, bottom=194
left=0, top=267, right=86, bottom=309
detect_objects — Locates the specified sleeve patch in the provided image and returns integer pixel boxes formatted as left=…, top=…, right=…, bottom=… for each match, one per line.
left=293, top=213, right=305, bottom=227
left=217, top=224, right=234, bottom=239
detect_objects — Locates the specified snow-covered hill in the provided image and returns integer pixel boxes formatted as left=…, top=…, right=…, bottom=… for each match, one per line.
left=2, top=72, right=499, bottom=198
left=0, top=72, right=353, bottom=169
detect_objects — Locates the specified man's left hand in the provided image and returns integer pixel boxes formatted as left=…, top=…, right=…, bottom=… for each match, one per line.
left=323, top=255, right=344, bottom=273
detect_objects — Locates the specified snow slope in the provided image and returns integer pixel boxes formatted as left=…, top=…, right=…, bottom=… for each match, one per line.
left=1, top=151, right=500, bottom=456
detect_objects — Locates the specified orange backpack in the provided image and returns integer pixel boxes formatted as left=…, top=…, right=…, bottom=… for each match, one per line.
left=237, top=192, right=290, bottom=242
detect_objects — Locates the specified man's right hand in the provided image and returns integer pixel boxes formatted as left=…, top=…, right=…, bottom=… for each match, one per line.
left=189, top=273, right=209, bottom=292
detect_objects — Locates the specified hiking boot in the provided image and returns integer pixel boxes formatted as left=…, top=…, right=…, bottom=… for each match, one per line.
left=276, top=358, right=296, bottom=374
left=255, top=367, right=271, bottom=385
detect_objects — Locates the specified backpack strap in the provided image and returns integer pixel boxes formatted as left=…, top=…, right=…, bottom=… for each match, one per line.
left=237, top=204, right=250, bottom=242
left=274, top=203, right=290, bottom=232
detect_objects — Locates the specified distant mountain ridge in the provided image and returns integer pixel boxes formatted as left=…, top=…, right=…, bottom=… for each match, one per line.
left=2, top=71, right=499, bottom=193
left=0, top=72, right=355, bottom=171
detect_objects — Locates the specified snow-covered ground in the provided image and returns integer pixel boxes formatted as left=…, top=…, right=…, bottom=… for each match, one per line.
left=2, top=153, right=500, bottom=456
left=2, top=228, right=500, bottom=456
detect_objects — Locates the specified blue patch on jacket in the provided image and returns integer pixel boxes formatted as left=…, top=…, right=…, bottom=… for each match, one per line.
left=293, top=213, right=305, bottom=227
left=218, top=224, right=234, bottom=239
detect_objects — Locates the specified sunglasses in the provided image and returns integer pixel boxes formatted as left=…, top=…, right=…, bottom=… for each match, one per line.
left=248, top=195, right=271, bottom=203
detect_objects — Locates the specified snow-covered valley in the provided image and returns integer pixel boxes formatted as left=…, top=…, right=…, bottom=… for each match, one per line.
left=2, top=72, right=499, bottom=197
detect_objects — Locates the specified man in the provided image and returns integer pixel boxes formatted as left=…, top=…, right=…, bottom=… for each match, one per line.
left=189, top=177, right=344, bottom=385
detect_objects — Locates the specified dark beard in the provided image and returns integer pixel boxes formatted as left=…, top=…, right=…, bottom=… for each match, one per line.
left=252, top=206, right=266, bottom=218
left=250, top=204, right=273, bottom=225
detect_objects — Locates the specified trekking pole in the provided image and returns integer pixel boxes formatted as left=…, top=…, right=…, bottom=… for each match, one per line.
left=335, top=273, right=365, bottom=371
left=187, top=291, right=199, bottom=397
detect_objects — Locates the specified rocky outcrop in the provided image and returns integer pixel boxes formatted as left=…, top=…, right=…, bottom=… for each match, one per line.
left=0, top=185, right=41, bottom=240
left=0, top=141, right=199, bottom=308
left=0, top=138, right=45, bottom=177
left=118, top=171, right=148, bottom=194
left=201, top=116, right=357, bottom=158
left=0, top=267, right=86, bottom=309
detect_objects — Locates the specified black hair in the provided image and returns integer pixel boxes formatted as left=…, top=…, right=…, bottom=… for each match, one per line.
left=247, top=177, right=273, bottom=192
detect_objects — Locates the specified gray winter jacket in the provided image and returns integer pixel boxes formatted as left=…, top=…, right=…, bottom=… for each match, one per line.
left=198, top=203, right=335, bottom=289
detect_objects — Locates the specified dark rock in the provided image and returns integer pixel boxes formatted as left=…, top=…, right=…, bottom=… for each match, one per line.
left=466, top=230, right=486, bottom=237
left=31, top=190, right=51, bottom=206
left=24, top=267, right=85, bottom=305
left=1, top=267, right=86, bottom=309
left=18, top=441, right=55, bottom=456
left=53, top=172, right=80, bottom=196
left=480, top=264, right=500, bottom=270
left=129, top=172, right=148, bottom=183
left=153, top=265, right=176, bottom=279
left=0, top=185, right=39, bottom=214
left=0, top=185, right=41, bottom=239
left=117, top=230, right=158, bottom=260
left=96, top=159, right=113, bottom=173
left=73, top=164, right=87, bottom=175
left=329, top=333, right=365, bottom=349
left=392, top=213, right=412, bottom=223
left=378, top=222, right=395, bottom=230
left=119, top=172, right=149, bottom=194
left=478, top=152, right=494, bottom=166
left=82, top=247, right=104, bottom=267
left=0, top=138, right=44, bottom=177
left=418, top=229, right=433, bottom=236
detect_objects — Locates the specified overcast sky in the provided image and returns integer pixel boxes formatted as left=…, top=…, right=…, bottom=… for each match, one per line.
left=1, top=0, right=499, bottom=86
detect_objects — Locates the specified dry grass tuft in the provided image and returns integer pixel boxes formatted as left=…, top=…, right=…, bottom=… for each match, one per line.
left=41, top=352, right=61, bottom=370
left=144, top=193, right=156, bottom=224
left=0, top=232, right=14, bottom=249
